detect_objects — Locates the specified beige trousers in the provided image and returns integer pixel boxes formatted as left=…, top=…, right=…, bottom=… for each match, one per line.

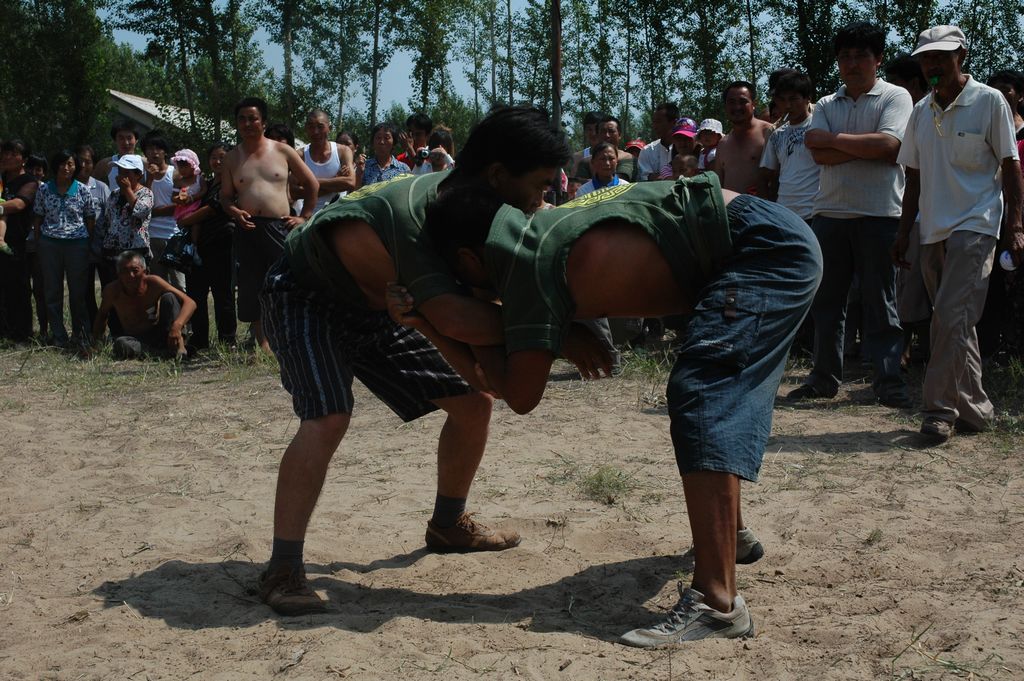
left=919, top=230, right=996, bottom=428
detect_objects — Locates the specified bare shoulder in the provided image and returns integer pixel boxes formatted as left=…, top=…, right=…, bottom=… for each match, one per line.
left=100, top=280, right=120, bottom=302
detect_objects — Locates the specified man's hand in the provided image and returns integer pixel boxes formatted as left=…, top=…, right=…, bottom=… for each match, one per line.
left=891, top=230, right=911, bottom=269
left=167, top=322, right=184, bottom=350
left=1004, top=227, right=1024, bottom=267
left=385, top=282, right=427, bottom=329
left=227, top=205, right=255, bottom=230
left=803, top=129, right=835, bottom=149
left=561, top=323, right=614, bottom=379
left=282, top=215, right=307, bottom=231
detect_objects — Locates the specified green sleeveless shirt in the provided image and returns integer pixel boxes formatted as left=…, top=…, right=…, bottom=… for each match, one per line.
left=485, top=172, right=732, bottom=354
left=285, top=171, right=461, bottom=309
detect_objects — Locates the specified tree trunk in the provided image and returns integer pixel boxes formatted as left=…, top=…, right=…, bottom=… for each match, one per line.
left=623, top=8, right=631, bottom=140
left=176, top=32, right=198, bottom=135
left=369, top=0, right=381, bottom=126
left=551, top=0, right=561, bottom=128
left=489, top=0, right=497, bottom=104
left=745, top=0, right=757, bottom=87
left=506, top=0, right=513, bottom=103
left=282, top=2, right=295, bottom=127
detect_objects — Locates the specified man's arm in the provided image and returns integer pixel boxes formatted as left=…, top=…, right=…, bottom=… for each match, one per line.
left=810, top=130, right=901, bottom=163
left=418, top=293, right=505, bottom=346
left=3, top=181, right=39, bottom=215
left=219, top=153, right=254, bottom=229
left=473, top=347, right=553, bottom=414
left=892, top=167, right=921, bottom=269
left=759, top=167, right=779, bottom=202
left=1001, top=156, right=1024, bottom=263
left=92, top=285, right=114, bottom=344
left=152, top=276, right=197, bottom=346
left=711, top=138, right=726, bottom=182
left=283, top=146, right=319, bottom=224
left=317, top=144, right=357, bottom=195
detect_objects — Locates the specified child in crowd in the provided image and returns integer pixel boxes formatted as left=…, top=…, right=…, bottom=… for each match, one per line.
left=170, top=149, right=206, bottom=222
left=695, top=119, right=723, bottom=169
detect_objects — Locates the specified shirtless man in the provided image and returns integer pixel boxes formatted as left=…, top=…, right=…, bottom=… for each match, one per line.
left=299, top=109, right=356, bottom=214
left=92, top=251, right=196, bottom=359
left=417, top=174, right=822, bottom=646
left=221, top=97, right=319, bottom=351
left=713, top=81, right=774, bottom=195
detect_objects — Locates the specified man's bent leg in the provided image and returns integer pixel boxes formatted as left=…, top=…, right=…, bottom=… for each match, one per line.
left=424, top=391, right=520, bottom=552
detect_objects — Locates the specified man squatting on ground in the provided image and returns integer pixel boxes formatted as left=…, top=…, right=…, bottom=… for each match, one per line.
left=92, top=250, right=196, bottom=359
left=256, top=106, right=617, bottom=615
left=404, top=173, right=822, bottom=645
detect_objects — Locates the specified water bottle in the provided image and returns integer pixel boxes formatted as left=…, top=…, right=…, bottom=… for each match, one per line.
left=999, top=250, right=1017, bottom=272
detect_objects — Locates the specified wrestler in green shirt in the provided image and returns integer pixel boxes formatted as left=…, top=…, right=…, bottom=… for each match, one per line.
left=470, top=173, right=732, bottom=356
left=286, top=171, right=461, bottom=309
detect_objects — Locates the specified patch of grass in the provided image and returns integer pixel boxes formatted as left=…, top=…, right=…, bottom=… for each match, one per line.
left=577, top=464, right=635, bottom=505
left=619, top=347, right=673, bottom=382
left=986, top=357, right=1024, bottom=434
left=864, top=528, right=883, bottom=546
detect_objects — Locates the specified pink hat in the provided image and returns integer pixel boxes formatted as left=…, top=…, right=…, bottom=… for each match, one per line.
left=671, top=118, right=698, bottom=138
left=170, top=149, right=201, bottom=177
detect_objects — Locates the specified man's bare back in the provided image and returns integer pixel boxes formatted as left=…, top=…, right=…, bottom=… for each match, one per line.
left=714, top=119, right=774, bottom=194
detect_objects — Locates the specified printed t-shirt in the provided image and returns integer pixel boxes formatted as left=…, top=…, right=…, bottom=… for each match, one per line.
left=485, top=172, right=732, bottom=355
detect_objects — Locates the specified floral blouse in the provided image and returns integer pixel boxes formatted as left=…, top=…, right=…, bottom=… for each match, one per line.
left=101, top=186, right=154, bottom=253
left=32, top=180, right=96, bottom=239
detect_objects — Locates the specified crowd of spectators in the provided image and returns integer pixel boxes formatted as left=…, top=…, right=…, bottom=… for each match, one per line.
left=0, top=21, right=1021, bottom=442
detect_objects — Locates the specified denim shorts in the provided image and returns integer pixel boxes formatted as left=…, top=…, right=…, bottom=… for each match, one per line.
left=667, top=195, right=822, bottom=481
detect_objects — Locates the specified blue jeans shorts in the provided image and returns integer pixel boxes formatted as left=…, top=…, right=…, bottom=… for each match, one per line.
left=667, top=195, right=822, bottom=481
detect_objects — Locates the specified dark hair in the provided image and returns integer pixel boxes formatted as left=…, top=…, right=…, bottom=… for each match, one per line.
left=722, top=80, right=757, bottom=103
left=424, top=184, right=505, bottom=265
left=207, top=142, right=231, bottom=158
left=109, top=119, right=138, bottom=141
left=834, top=21, right=885, bottom=58
left=987, top=69, right=1024, bottom=92
left=141, top=132, right=170, bottom=154
left=370, top=121, right=399, bottom=145
left=773, top=71, right=813, bottom=99
left=885, top=54, right=929, bottom=93
left=1, top=139, right=29, bottom=158
left=26, top=154, right=48, bottom=174
left=589, top=141, right=617, bottom=157
left=768, top=68, right=800, bottom=93
left=75, top=144, right=96, bottom=161
left=453, top=105, right=570, bottom=177
left=264, top=123, right=295, bottom=148
left=583, top=111, right=603, bottom=126
left=336, top=130, right=359, bottom=148
left=49, top=149, right=79, bottom=178
left=406, top=112, right=433, bottom=133
left=655, top=102, right=680, bottom=121
left=306, top=108, right=331, bottom=123
left=234, top=96, right=268, bottom=122
left=598, top=115, right=621, bottom=134
left=428, top=127, right=455, bottom=156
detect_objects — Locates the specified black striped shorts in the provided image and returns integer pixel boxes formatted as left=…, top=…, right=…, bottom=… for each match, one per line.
left=260, top=256, right=474, bottom=421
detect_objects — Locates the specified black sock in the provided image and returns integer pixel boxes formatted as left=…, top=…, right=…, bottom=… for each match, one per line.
left=269, top=537, right=304, bottom=571
left=431, top=494, right=467, bottom=528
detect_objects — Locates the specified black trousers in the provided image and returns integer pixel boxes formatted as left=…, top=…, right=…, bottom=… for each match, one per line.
left=186, top=236, right=236, bottom=348
left=0, top=246, right=33, bottom=342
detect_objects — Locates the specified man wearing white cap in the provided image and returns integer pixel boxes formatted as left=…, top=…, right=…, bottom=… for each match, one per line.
left=892, top=25, right=1023, bottom=442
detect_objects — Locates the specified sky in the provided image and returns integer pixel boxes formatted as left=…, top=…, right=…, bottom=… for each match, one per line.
left=104, top=13, right=488, bottom=113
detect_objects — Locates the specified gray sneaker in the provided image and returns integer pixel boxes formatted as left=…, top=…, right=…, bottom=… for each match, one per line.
left=620, top=585, right=754, bottom=648
left=679, top=527, right=764, bottom=571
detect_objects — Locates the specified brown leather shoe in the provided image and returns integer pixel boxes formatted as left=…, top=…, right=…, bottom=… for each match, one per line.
left=258, top=565, right=327, bottom=616
left=425, top=512, right=521, bottom=553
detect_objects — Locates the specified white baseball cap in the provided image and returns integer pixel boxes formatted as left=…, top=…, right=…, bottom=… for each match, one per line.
left=697, top=119, right=723, bottom=135
left=912, top=25, right=967, bottom=55
left=113, top=154, right=145, bottom=172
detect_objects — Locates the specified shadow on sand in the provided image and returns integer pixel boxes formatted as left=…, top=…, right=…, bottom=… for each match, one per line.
left=93, top=553, right=681, bottom=642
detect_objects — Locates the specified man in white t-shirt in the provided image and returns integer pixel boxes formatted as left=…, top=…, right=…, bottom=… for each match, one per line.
left=892, top=25, right=1023, bottom=442
left=637, top=102, right=678, bottom=181
left=787, top=21, right=914, bottom=409
left=760, top=71, right=819, bottom=222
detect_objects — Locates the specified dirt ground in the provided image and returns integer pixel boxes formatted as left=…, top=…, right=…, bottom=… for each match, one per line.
left=0, top=347, right=1021, bottom=680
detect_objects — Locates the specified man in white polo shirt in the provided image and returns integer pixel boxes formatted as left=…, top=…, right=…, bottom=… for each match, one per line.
left=892, top=25, right=1023, bottom=442
left=787, top=21, right=914, bottom=408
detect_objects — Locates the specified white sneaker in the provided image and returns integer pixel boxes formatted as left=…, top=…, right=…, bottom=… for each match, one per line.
left=620, top=585, right=754, bottom=648
left=679, top=527, right=765, bottom=571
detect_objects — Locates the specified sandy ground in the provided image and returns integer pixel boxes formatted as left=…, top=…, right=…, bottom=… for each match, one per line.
left=0, top=349, right=1021, bottom=680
